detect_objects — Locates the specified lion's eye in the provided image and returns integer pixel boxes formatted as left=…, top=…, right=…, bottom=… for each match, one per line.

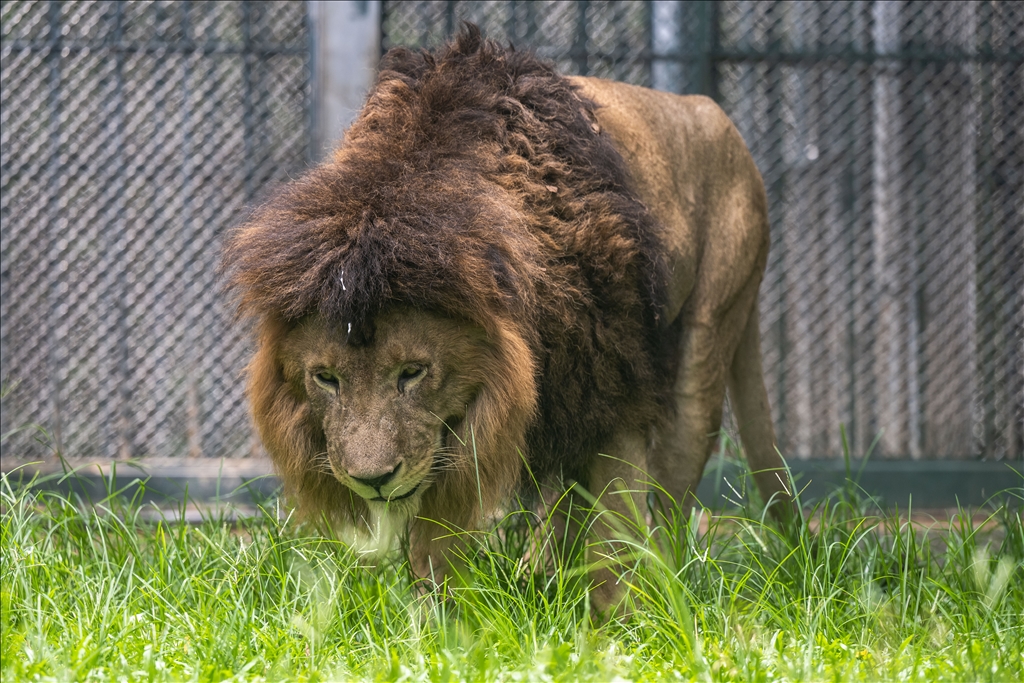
left=397, top=364, right=426, bottom=393
left=313, top=371, right=340, bottom=393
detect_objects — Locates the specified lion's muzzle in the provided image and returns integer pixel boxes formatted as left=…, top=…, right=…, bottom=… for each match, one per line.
left=338, top=455, right=433, bottom=504
left=348, top=463, right=400, bottom=491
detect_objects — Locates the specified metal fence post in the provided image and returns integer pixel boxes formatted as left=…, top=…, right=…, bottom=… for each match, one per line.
left=45, top=0, right=64, bottom=454
left=696, top=0, right=718, bottom=99
left=651, top=1, right=681, bottom=93
left=308, top=0, right=382, bottom=159
left=572, top=0, right=590, bottom=76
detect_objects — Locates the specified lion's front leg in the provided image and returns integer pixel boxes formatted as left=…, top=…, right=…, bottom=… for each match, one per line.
left=407, top=516, right=469, bottom=596
left=584, top=431, right=650, bottom=617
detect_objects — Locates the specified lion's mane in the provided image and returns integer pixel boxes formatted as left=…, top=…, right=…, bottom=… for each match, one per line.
left=225, top=25, right=678, bottom=536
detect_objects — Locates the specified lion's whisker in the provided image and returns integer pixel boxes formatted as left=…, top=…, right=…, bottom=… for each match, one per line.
left=307, top=451, right=337, bottom=476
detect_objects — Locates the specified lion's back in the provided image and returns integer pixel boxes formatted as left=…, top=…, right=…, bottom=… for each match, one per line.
left=570, top=77, right=770, bottom=324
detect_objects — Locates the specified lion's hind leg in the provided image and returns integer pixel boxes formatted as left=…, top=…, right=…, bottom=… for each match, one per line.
left=648, top=317, right=732, bottom=520
left=726, top=305, right=796, bottom=520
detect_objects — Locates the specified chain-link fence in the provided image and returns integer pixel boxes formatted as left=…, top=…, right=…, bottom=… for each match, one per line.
left=384, top=0, right=1022, bottom=461
left=1, top=0, right=310, bottom=462
left=3, top=1, right=1021, bottom=465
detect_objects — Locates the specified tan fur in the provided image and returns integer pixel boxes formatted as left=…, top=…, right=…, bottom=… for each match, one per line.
left=573, top=77, right=794, bottom=516
left=563, top=78, right=794, bottom=614
left=226, top=29, right=793, bottom=613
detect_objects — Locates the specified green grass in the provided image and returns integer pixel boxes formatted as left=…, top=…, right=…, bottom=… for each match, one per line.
left=1, top=464, right=1022, bottom=682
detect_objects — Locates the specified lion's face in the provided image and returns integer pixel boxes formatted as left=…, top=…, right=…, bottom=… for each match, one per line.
left=279, top=308, right=492, bottom=512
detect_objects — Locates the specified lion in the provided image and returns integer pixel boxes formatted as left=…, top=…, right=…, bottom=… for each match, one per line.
left=224, top=25, right=793, bottom=611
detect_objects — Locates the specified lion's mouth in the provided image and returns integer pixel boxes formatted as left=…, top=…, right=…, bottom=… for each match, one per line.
left=369, top=483, right=420, bottom=503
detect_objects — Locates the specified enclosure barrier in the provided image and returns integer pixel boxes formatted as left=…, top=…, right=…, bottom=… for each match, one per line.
left=2, top=1, right=1021, bottom=470
left=2, top=0, right=311, bottom=462
left=381, top=0, right=1023, bottom=462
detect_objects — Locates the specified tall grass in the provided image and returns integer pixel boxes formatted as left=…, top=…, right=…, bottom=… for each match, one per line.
left=1, top=460, right=1021, bottom=682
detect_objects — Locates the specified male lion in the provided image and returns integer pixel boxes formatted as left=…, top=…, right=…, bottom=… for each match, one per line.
left=225, top=26, right=792, bottom=610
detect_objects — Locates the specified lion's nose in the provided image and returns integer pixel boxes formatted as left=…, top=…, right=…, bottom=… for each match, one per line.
left=349, top=463, right=400, bottom=490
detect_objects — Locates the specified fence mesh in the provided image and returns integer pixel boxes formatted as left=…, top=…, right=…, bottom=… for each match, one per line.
left=1, top=0, right=310, bottom=462
left=383, top=0, right=1022, bottom=461
left=2, top=1, right=1020, bottom=464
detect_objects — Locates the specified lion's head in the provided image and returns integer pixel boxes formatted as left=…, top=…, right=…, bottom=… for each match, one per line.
left=225, top=26, right=673, bottom=562
left=249, top=306, right=535, bottom=548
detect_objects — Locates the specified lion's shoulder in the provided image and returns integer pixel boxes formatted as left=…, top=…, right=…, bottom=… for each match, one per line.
left=569, top=76, right=767, bottom=323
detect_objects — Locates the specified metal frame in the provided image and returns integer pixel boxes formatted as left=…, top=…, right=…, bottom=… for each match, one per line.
left=8, top=458, right=1021, bottom=511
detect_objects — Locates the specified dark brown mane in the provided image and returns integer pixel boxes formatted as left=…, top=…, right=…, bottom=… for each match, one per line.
left=225, top=24, right=677, bottom=483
